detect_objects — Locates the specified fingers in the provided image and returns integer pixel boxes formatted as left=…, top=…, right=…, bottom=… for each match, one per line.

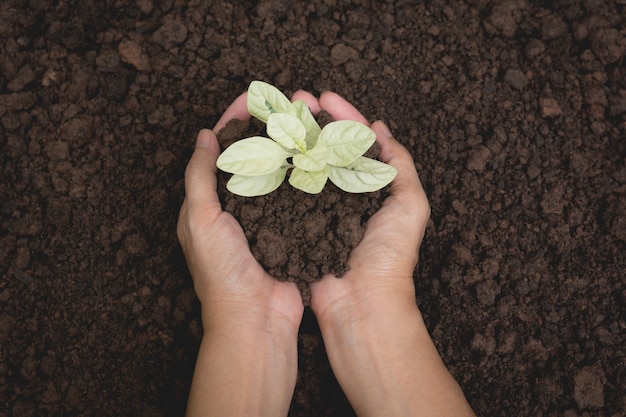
left=371, top=121, right=430, bottom=220
left=184, top=129, right=222, bottom=211
left=214, top=92, right=250, bottom=132
left=216, top=89, right=368, bottom=131
left=215, top=90, right=321, bottom=133
left=292, top=90, right=321, bottom=115
left=319, top=91, right=369, bottom=125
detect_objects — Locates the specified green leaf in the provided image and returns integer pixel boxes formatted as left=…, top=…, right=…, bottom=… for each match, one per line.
left=216, top=136, right=291, bottom=176
left=317, top=120, right=376, bottom=167
left=293, top=144, right=329, bottom=172
left=247, top=81, right=296, bottom=123
left=293, top=100, right=321, bottom=149
left=226, top=168, right=288, bottom=197
left=289, top=166, right=329, bottom=194
left=267, top=113, right=307, bottom=152
left=328, top=157, right=397, bottom=193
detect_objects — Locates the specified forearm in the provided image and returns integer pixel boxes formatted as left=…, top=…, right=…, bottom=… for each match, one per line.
left=186, top=320, right=298, bottom=417
left=318, top=296, right=475, bottom=417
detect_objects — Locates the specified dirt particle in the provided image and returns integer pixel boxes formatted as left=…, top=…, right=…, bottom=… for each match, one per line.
left=602, top=194, right=626, bottom=241
left=118, top=39, right=151, bottom=72
left=255, top=226, right=288, bottom=269
left=540, top=185, right=566, bottom=215
left=467, top=145, right=491, bottom=172
left=136, top=0, right=154, bottom=14
left=540, top=97, right=562, bottom=118
left=100, top=69, right=135, bottom=100
left=330, top=43, right=359, bottom=66
left=476, top=279, right=500, bottom=306
left=337, top=214, right=363, bottom=248
left=154, top=148, right=175, bottom=169
left=451, top=199, right=467, bottom=215
left=0, top=92, right=35, bottom=115
left=573, top=365, right=606, bottom=409
left=504, top=68, right=529, bottom=90
left=590, top=28, right=626, bottom=66
left=482, top=80, right=497, bottom=95
left=125, top=233, right=147, bottom=255
left=608, top=90, right=626, bottom=117
left=541, top=13, right=568, bottom=41
left=7, top=64, right=36, bottom=92
left=96, top=50, right=121, bottom=72
left=256, top=0, right=291, bottom=19
left=524, top=38, right=546, bottom=59
left=304, top=211, right=328, bottom=240
left=45, top=141, right=69, bottom=161
left=483, top=0, right=526, bottom=38
left=471, top=332, right=496, bottom=355
left=14, top=246, right=30, bottom=269
left=496, top=330, right=517, bottom=354
left=151, top=16, right=188, bottom=50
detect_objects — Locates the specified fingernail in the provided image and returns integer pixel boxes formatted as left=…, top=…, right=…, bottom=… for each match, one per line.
left=378, top=121, right=393, bottom=138
left=195, top=129, right=211, bottom=148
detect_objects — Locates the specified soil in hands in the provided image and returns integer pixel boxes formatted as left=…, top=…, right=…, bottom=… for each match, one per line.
left=216, top=115, right=387, bottom=304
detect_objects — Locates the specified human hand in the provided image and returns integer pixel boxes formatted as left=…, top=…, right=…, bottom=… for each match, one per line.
left=177, top=94, right=304, bottom=332
left=178, top=91, right=315, bottom=417
left=309, top=92, right=431, bottom=324
left=304, top=93, right=474, bottom=417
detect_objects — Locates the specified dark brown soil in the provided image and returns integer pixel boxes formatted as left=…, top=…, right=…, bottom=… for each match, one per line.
left=216, top=115, right=387, bottom=305
left=1, top=1, right=624, bottom=416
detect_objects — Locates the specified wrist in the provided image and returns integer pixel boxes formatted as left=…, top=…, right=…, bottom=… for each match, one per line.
left=318, top=291, right=427, bottom=352
left=187, top=303, right=300, bottom=417
left=312, top=280, right=476, bottom=417
left=313, top=273, right=420, bottom=334
left=317, top=301, right=430, bottom=417
left=201, top=300, right=300, bottom=342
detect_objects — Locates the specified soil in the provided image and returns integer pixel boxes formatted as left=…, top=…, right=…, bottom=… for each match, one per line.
left=0, top=1, right=625, bottom=416
left=216, top=114, right=387, bottom=305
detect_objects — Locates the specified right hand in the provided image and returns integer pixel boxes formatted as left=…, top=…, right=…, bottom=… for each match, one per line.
left=309, top=92, right=431, bottom=324
left=307, top=93, right=476, bottom=417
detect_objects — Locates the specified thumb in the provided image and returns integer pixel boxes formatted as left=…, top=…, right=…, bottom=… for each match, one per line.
left=370, top=121, right=420, bottom=195
left=370, top=120, right=430, bottom=221
left=184, top=129, right=222, bottom=209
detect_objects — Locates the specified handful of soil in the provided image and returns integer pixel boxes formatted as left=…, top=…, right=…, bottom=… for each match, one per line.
left=216, top=115, right=388, bottom=304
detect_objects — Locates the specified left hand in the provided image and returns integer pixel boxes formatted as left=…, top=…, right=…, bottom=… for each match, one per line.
left=177, top=92, right=315, bottom=333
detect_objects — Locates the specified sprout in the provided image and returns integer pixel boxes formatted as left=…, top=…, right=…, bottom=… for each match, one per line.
left=216, top=81, right=397, bottom=196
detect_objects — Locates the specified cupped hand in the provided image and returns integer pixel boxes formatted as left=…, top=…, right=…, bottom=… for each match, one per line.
left=177, top=93, right=308, bottom=333
left=309, top=92, right=431, bottom=323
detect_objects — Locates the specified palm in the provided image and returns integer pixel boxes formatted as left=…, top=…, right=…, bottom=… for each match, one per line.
left=308, top=92, right=430, bottom=319
left=183, top=203, right=303, bottom=328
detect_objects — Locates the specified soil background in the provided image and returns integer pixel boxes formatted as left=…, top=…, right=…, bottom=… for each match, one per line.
left=1, top=0, right=625, bottom=416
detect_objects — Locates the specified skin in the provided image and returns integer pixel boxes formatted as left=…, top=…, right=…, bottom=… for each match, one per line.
left=177, top=89, right=476, bottom=417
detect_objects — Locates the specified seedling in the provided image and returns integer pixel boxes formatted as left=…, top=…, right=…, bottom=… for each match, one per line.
left=216, top=81, right=397, bottom=196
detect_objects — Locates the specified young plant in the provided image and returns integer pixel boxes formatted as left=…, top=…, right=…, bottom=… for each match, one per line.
left=216, top=81, right=397, bottom=197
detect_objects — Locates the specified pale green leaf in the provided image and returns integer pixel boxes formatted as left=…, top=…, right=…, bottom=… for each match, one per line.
left=267, top=113, right=307, bottom=152
left=216, top=136, right=290, bottom=176
left=293, top=152, right=327, bottom=172
left=328, top=157, right=397, bottom=193
left=247, top=81, right=296, bottom=123
left=293, top=100, right=321, bottom=149
left=289, top=166, right=329, bottom=194
left=317, top=120, right=376, bottom=166
left=293, top=143, right=329, bottom=172
left=226, top=168, right=288, bottom=197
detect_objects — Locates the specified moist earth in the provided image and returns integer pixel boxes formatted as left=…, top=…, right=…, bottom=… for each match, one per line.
left=1, top=1, right=625, bottom=417
left=216, top=115, right=387, bottom=305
